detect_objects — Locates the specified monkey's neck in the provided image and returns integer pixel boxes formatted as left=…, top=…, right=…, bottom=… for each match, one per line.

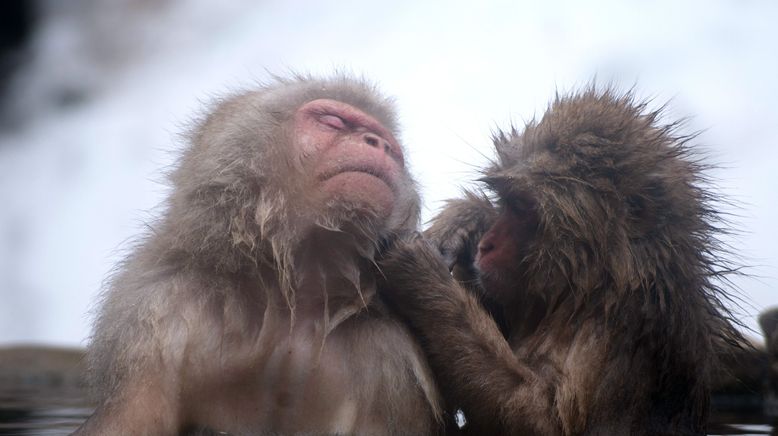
left=504, top=292, right=547, bottom=343
left=277, top=230, right=378, bottom=330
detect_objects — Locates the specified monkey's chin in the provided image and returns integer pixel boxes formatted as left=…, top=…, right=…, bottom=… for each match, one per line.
left=476, top=258, right=520, bottom=302
left=320, top=172, right=396, bottom=216
left=477, top=272, right=514, bottom=303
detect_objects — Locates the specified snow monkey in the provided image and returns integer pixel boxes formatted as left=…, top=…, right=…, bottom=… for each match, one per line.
left=379, top=89, right=742, bottom=436
left=76, top=75, right=443, bottom=435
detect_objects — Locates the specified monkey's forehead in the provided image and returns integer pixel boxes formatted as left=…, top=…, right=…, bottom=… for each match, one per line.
left=487, top=89, right=689, bottom=173
left=257, top=74, right=401, bottom=137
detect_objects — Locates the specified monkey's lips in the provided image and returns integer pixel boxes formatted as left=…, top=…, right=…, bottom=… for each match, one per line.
left=318, top=165, right=396, bottom=190
left=317, top=165, right=397, bottom=212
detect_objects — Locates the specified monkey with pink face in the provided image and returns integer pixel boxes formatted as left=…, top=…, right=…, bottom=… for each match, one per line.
left=75, top=75, right=443, bottom=435
left=380, top=89, right=743, bottom=435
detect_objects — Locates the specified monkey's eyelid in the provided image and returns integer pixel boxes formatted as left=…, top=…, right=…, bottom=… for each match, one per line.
left=318, top=114, right=348, bottom=130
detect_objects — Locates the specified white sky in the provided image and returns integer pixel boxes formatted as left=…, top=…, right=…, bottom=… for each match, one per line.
left=0, top=0, right=776, bottom=347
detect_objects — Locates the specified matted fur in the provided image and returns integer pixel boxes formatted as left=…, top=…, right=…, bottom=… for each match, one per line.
left=81, top=74, right=440, bottom=435
left=381, top=87, right=743, bottom=435
left=484, top=88, right=742, bottom=351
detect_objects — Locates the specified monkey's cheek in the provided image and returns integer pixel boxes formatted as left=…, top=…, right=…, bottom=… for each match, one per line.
left=320, top=172, right=396, bottom=216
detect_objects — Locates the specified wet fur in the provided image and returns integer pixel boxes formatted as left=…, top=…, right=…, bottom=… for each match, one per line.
left=79, top=74, right=441, bottom=435
left=380, top=88, right=743, bottom=435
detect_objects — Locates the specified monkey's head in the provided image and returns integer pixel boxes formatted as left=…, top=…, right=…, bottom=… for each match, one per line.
left=163, top=75, right=420, bottom=272
left=474, top=89, right=717, bottom=313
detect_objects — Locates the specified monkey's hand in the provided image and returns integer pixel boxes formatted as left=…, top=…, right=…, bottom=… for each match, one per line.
left=378, top=233, right=458, bottom=314
left=424, top=190, right=496, bottom=271
left=379, top=233, right=558, bottom=436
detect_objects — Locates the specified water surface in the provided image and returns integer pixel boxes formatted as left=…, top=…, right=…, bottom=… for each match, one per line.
left=0, top=347, right=774, bottom=435
left=0, top=385, right=773, bottom=436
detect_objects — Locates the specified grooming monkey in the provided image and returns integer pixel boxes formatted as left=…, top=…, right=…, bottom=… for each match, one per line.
left=380, top=89, right=742, bottom=435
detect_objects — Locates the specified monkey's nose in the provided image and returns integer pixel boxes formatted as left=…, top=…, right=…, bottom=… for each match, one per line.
left=362, top=132, right=403, bottom=165
left=363, top=132, right=396, bottom=156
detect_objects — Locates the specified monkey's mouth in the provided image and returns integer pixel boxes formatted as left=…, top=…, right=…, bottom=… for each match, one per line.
left=318, top=166, right=396, bottom=192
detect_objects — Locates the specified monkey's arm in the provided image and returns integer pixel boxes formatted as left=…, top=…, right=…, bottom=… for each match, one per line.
left=73, top=381, right=180, bottom=435
left=379, top=236, right=561, bottom=436
left=74, top=275, right=193, bottom=436
left=423, top=191, right=496, bottom=289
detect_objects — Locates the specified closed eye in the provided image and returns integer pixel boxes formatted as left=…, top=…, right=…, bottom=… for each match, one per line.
left=319, top=114, right=347, bottom=130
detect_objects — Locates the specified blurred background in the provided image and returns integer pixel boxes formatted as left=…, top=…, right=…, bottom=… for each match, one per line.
left=0, top=0, right=776, bottom=349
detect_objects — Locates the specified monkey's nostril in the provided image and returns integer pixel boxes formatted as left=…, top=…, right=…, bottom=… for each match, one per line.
left=363, top=133, right=380, bottom=147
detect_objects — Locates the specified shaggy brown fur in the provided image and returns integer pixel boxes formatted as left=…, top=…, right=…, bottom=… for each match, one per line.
left=75, top=74, right=443, bottom=435
left=380, top=88, right=742, bottom=435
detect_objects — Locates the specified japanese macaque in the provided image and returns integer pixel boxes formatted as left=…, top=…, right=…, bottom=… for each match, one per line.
left=379, top=89, right=743, bottom=435
left=75, top=75, right=443, bottom=435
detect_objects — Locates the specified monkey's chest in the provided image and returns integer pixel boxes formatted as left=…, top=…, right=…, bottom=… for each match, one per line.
left=191, top=319, right=437, bottom=435
left=257, top=330, right=362, bottom=431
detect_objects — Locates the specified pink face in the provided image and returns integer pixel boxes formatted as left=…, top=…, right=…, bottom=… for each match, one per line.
left=293, top=99, right=405, bottom=216
left=475, top=203, right=538, bottom=300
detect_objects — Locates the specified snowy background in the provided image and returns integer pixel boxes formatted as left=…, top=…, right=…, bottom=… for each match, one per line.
left=0, top=0, right=776, bottom=347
